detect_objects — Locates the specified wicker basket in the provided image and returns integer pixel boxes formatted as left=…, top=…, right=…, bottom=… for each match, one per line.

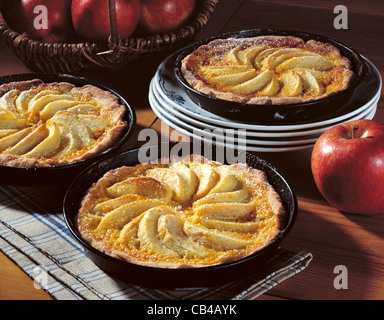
left=0, top=0, right=218, bottom=73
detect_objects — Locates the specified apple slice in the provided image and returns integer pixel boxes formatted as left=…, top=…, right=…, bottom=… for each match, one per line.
left=296, top=69, right=323, bottom=95
left=50, top=111, right=92, bottom=145
left=0, top=90, right=20, bottom=113
left=227, top=70, right=274, bottom=95
left=96, top=199, right=162, bottom=233
left=137, top=206, right=180, bottom=258
left=145, top=168, right=182, bottom=201
left=276, top=55, right=334, bottom=73
left=28, top=93, right=76, bottom=121
left=54, top=123, right=82, bottom=159
left=189, top=163, right=220, bottom=200
left=67, top=104, right=100, bottom=114
left=158, top=214, right=211, bottom=259
left=193, top=187, right=249, bottom=207
left=208, top=166, right=240, bottom=194
left=27, top=90, right=61, bottom=109
left=0, top=111, right=28, bottom=129
left=259, top=77, right=280, bottom=96
left=6, top=125, right=48, bottom=155
left=146, top=163, right=198, bottom=203
left=210, top=70, right=258, bottom=87
left=201, top=219, right=260, bottom=233
left=93, top=194, right=146, bottom=215
left=170, top=162, right=198, bottom=202
left=201, top=65, right=249, bottom=77
left=78, top=115, right=112, bottom=136
left=16, top=88, right=41, bottom=114
left=24, top=123, right=61, bottom=158
left=263, top=49, right=317, bottom=69
left=279, top=70, right=303, bottom=97
left=237, top=46, right=267, bottom=67
left=306, top=69, right=328, bottom=83
left=0, top=127, right=34, bottom=152
left=225, top=47, right=242, bottom=64
left=193, top=200, right=256, bottom=221
left=184, top=221, right=252, bottom=251
left=116, top=213, right=145, bottom=247
left=39, top=100, right=78, bottom=121
left=106, top=176, right=172, bottom=202
left=254, top=48, right=280, bottom=68
left=0, top=129, right=19, bottom=139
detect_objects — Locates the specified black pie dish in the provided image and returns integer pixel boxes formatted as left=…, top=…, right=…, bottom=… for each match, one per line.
left=0, top=73, right=136, bottom=186
left=63, top=142, right=298, bottom=288
left=173, top=29, right=380, bottom=125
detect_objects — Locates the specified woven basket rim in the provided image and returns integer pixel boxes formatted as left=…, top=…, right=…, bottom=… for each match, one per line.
left=0, top=0, right=218, bottom=50
left=0, top=0, right=218, bottom=72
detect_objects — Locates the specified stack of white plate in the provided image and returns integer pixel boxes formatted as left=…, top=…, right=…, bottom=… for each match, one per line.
left=148, top=56, right=381, bottom=153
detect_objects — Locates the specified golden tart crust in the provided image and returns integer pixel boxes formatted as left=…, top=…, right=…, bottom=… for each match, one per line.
left=181, top=36, right=355, bottom=105
left=77, top=155, right=285, bottom=269
left=0, top=79, right=127, bottom=168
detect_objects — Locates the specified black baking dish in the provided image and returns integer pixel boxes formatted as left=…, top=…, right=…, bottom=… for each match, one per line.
left=63, top=142, right=298, bottom=288
left=0, top=73, right=136, bottom=186
left=174, top=29, right=380, bottom=125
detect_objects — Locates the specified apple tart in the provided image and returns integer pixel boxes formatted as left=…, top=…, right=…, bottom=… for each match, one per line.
left=77, top=155, right=285, bottom=268
left=0, top=79, right=127, bottom=167
left=181, top=35, right=354, bottom=104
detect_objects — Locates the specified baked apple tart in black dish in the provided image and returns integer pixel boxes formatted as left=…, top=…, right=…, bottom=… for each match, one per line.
left=0, top=74, right=135, bottom=185
left=64, top=143, right=297, bottom=287
left=174, top=29, right=379, bottom=125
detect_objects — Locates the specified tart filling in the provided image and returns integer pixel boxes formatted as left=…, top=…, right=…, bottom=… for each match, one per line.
left=0, top=79, right=127, bottom=167
left=181, top=35, right=355, bottom=105
left=77, top=155, right=286, bottom=269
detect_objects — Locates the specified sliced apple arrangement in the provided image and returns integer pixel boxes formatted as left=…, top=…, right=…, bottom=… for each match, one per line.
left=0, top=79, right=126, bottom=167
left=77, top=155, right=284, bottom=268
left=12, top=0, right=196, bottom=43
left=194, top=44, right=347, bottom=100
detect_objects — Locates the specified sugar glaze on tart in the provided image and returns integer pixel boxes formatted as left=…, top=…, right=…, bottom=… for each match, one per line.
left=77, top=155, right=285, bottom=269
left=0, top=79, right=127, bottom=168
left=181, top=35, right=355, bottom=105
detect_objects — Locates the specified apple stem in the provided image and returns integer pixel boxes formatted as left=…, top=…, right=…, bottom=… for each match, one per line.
left=352, top=125, right=359, bottom=139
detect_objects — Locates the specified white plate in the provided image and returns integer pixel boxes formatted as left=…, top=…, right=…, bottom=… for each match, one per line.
left=149, top=88, right=317, bottom=152
left=150, top=81, right=318, bottom=146
left=154, top=57, right=382, bottom=133
left=150, top=81, right=377, bottom=148
left=150, top=84, right=378, bottom=152
left=152, top=77, right=379, bottom=140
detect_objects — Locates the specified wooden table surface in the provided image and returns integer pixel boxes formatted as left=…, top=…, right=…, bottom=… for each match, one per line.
left=0, top=0, right=383, bottom=300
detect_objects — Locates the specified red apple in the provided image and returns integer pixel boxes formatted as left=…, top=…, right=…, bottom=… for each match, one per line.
left=140, top=0, right=195, bottom=34
left=71, top=0, right=141, bottom=42
left=311, top=119, right=384, bottom=215
left=14, top=0, right=74, bottom=42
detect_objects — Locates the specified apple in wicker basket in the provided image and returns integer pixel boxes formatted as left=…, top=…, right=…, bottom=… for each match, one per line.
left=140, top=0, right=196, bottom=33
left=71, top=0, right=141, bottom=42
left=311, top=119, right=384, bottom=215
left=14, top=0, right=74, bottom=42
